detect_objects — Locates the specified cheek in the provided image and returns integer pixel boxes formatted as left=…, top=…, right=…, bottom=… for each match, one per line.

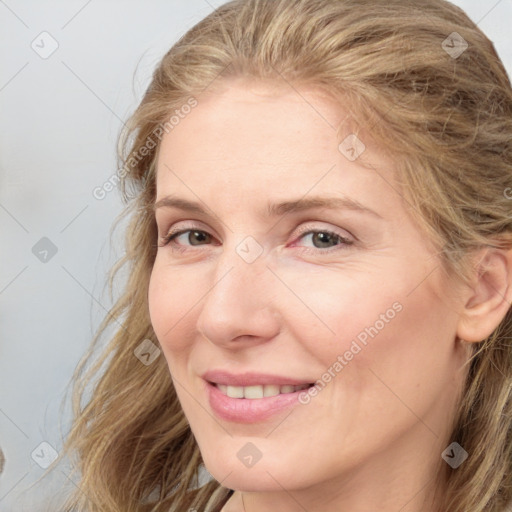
left=293, top=267, right=454, bottom=391
left=331, top=281, right=458, bottom=428
left=280, top=269, right=404, bottom=361
left=148, top=261, right=198, bottom=353
left=148, top=267, right=201, bottom=412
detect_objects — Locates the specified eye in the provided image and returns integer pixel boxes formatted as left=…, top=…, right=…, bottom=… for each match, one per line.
left=158, top=229, right=215, bottom=248
left=292, top=229, right=353, bottom=251
left=158, top=225, right=354, bottom=253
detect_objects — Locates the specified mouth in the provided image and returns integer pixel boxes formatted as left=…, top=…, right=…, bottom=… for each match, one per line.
left=210, top=382, right=313, bottom=399
left=201, top=371, right=315, bottom=422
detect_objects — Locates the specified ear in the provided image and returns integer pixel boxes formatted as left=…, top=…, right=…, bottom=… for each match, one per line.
left=457, top=247, right=512, bottom=342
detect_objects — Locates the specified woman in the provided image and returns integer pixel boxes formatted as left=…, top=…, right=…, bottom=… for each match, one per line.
left=53, top=0, right=512, bottom=510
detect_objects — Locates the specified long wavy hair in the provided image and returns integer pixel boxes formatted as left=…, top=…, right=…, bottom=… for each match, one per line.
left=47, top=0, right=512, bottom=510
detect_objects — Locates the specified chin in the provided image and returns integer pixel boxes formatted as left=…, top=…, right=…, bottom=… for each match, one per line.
left=208, top=465, right=286, bottom=493
left=200, top=445, right=312, bottom=493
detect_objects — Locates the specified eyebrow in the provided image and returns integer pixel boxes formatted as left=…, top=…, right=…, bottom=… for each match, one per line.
left=154, top=195, right=383, bottom=219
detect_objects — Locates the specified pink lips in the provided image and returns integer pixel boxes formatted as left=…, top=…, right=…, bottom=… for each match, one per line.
left=202, top=370, right=313, bottom=423
left=202, top=370, right=312, bottom=387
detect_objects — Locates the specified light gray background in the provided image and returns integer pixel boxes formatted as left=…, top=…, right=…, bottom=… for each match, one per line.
left=1, top=0, right=511, bottom=510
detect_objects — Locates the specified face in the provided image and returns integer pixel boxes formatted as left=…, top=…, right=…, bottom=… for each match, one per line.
left=148, top=79, right=469, bottom=505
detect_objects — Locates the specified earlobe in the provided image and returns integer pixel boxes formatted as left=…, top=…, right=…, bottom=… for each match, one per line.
left=456, top=247, right=512, bottom=343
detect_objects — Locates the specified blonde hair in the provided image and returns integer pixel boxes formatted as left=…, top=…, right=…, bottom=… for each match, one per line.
left=49, top=0, right=512, bottom=510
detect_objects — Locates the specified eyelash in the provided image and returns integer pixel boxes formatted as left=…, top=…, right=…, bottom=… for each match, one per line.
left=158, top=225, right=354, bottom=254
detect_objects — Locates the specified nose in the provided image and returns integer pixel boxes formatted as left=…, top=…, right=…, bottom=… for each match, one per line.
left=195, top=240, right=281, bottom=349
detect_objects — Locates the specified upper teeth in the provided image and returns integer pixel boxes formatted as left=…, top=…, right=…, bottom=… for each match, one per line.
left=216, top=384, right=310, bottom=399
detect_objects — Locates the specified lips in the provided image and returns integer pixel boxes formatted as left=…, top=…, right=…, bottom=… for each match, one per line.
left=202, top=370, right=314, bottom=422
left=202, top=369, right=313, bottom=388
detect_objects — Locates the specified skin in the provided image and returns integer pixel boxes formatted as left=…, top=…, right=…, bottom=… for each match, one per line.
left=148, top=78, right=512, bottom=512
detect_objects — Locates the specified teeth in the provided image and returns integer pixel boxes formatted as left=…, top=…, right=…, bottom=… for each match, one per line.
left=220, top=383, right=310, bottom=399
left=244, top=385, right=264, bottom=399
left=226, top=385, right=244, bottom=398
left=263, top=384, right=280, bottom=397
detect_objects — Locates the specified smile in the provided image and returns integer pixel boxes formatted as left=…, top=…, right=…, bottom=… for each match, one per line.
left=202, top=371, right=315, bottom=422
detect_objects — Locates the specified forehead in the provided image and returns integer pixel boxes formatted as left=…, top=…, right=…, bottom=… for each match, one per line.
left=161, top=82, right=342, bottom=155
left=154, top=80, right=396, bottom=214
